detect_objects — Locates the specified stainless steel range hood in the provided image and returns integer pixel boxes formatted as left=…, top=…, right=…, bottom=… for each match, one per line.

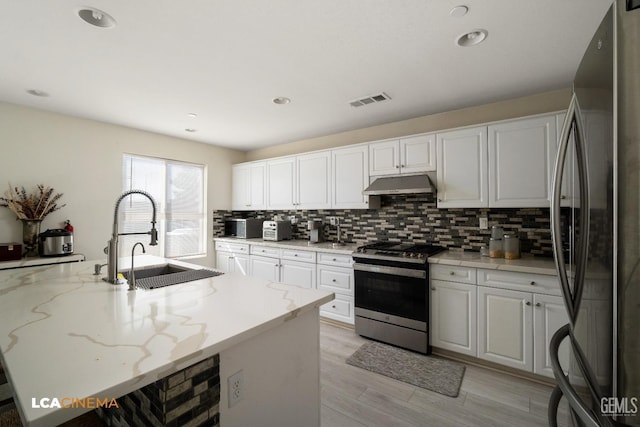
left=362, top=172, right=436, bottom=196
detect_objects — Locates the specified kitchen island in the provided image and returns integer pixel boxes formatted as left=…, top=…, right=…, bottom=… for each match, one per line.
left=0, top=255, right=333, bottom=426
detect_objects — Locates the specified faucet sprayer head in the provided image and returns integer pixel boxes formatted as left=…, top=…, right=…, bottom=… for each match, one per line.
left=150, top=223, right=158, bottom=246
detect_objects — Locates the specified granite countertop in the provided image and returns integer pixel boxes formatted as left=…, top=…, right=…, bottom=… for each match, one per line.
left=428, top=251, right=559, bottom=276
left=214, top=237, right=358, bottom=255
left=0, top=255, right=333, bottom=427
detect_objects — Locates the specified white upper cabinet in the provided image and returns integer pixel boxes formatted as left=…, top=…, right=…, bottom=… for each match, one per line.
left=400, top=134, right=436, bottom=174
left=266, top=156, right=297, bottom=210
left=369, top=134, right=435, bottom=177
left=232, top=161, right=266, bottom=211
left=436, top=126, right=488, bottom=208
left=297, top=151, right=332, bottom=209
left=488, top=115, right=557, bottom=207
left=332, top=145, right=370, bottom=209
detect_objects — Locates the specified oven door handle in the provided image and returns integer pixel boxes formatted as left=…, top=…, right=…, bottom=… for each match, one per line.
left=353, top=263, right=426, bottom=279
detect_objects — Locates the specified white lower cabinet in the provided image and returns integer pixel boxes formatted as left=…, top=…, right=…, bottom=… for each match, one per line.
left=249, top=245, right=316, bottom=289
left=317, top=253, right=354, bottom=324
left=430, top=263, right=568, bottom=379
left=477, top=286, right=534, bottom=372
left=215, top=242, right=250, bottom=275
left=250, top=255, right=280, bottom=282
left=533, top=293, right=570, bottom=378
left=280, top=259, right=316, bottom=289
left=430, top=279, right=477, bottom=356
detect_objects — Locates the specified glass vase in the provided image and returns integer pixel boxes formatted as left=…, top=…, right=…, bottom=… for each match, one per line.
left=21, top=219, right=42, bottom=257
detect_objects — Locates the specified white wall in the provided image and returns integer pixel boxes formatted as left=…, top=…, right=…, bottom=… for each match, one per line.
left=0, top=102, right=246, bottom=265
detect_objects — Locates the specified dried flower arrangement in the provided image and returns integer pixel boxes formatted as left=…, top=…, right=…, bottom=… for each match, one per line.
left=0, top=184, right=66, bottom=220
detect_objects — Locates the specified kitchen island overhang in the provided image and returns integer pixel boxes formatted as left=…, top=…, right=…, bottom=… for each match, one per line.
left=0, top=255, right=333, bottom=426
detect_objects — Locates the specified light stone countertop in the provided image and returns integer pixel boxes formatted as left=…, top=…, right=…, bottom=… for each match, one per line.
left=0, top=254, right=85, bottom=270
left=428, top=251, right=559, bottom=276
left=214, top=237, right=358, bottom=255
left=0, top=255, right=333, bottom=427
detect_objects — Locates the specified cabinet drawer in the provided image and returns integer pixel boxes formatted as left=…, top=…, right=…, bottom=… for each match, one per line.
left=281, top=249, right=316, bottom=263
left=317, top=252, right=353, bottom=267
left=430, top=264, right=477, bottom=284
left=215, top=241, right=249, bottom=254
left=318, top=266, right=353, bottom=295
left=478, top=269, right=560, bottom=296
left=320, top=294, right=354, bottom=324
left=250, top=245, right=280, bottom=258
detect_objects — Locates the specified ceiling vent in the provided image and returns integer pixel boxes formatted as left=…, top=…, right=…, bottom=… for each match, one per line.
left=349, top=92, right=391, bottom=107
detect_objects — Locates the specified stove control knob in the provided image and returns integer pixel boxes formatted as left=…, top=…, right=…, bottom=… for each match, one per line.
left=401, top=252, right=409, bottom=257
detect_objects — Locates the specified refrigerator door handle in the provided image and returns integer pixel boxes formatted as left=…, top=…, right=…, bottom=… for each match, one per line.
left=548, top=324, right=612, bottom=427
left=550, top=94, right=590, bottom=325
left=551, top=95, right=577, bottom=322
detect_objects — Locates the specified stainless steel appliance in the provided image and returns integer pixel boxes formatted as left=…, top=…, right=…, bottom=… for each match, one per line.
left=548, top=5, right=618, bottom=425
left=38, top=229, right=73, bottom=256
left=353, top=242, right=443, bottom=354
left=307, top=220, right=324, bottom=243
left=224, top=218, right=263, bottom=239
left=262, top=220, right=292, bottom=241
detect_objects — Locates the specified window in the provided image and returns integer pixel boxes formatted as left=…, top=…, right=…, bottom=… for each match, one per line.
left=121, top=154, right=206, bottom=258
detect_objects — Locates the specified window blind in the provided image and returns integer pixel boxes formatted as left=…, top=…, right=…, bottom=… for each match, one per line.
left=121, top=154, right=206, bottom=258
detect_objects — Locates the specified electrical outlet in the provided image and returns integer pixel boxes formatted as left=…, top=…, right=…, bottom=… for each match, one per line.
left=289, top=215, right=297, bottom=224
left=479, top=217, right=489, bottom=230
left=328, top=216, right=338, bottom=226
left=227, top=370, right=244, bottom=408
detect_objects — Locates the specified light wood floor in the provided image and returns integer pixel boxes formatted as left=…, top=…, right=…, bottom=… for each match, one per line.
left=320, top=320, right=570, bottom=427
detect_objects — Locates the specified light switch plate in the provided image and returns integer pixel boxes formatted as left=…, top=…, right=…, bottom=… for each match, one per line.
left=479, top=217, right=488, bottom=230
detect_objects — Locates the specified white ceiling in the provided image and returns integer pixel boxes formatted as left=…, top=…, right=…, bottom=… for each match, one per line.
left=0, top=1, right=612, bottom=151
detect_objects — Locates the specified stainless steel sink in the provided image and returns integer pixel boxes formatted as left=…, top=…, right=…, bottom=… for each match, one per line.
left=121, top=264, right=223, bottom=290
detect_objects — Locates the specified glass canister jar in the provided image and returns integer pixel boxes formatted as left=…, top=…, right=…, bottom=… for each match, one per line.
left=489, top=237, right=503, bottom=258
left=491, top=225, right=504, bottom=240
left=504, top=233, right=521, bottom=259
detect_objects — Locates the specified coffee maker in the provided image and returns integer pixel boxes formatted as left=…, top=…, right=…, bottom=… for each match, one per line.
left=307, top=220, right=324, bottom=243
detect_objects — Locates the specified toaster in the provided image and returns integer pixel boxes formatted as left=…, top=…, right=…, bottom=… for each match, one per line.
left=262, top=221, right=292, bottom=241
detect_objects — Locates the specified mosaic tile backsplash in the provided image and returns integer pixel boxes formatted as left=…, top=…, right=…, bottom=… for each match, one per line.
left=213, top=194, right=554, bottom=257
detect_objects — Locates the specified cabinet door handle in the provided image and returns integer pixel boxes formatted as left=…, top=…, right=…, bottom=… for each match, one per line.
left=396, top=165, right=400, bottom=169
left=530, top=281, right=536, bottom=286
left=333, top=258, right=337, bottom=261
left=431, top=287, right=436, bottom=290
left=438, top=198, right=442, bottom=202
left=332, top=279, right=337, bottom=282
left=401, top=164, right=405, bottom=168
left=449, top=271, right=455, bottom=275
left=535, top=302, right=541, bottom=307
left=525, top=301, right=531, bottom=306
left=294, top=254, right=298, bottom=257
left=332, top=305, right=336, bottom=309
left=561, top=195, right=567, bottom=200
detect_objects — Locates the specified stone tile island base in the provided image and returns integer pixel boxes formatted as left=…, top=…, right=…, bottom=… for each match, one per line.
left=96, top=355, right=220, bottom=427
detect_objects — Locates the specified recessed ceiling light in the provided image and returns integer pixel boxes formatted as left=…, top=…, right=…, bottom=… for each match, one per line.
left=26, top=89, right=50, bottom=97
left=185, top=128, right=197, bottom=133
left=77, top=8, right=116, bottom=28
left=450, top=5, right=469, bottom=18
left=187, top=113, right=198, bottom=119
left=456, top=29, right=488, bottom=47
left=272, top=97, right=291, bottom=105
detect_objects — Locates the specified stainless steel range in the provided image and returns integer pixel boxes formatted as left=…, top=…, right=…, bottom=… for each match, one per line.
left=353, top=242, right=444, bottom=354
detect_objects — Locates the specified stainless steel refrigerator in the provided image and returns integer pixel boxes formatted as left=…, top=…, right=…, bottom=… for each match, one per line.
left=550, top=2, right=640, bottom=426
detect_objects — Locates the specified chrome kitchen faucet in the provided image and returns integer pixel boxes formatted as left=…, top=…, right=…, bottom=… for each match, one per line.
left=105, top=190, right=158, bottom=284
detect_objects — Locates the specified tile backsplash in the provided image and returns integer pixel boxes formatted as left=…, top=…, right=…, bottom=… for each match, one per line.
left=213, top=194, right=553, bottom=257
